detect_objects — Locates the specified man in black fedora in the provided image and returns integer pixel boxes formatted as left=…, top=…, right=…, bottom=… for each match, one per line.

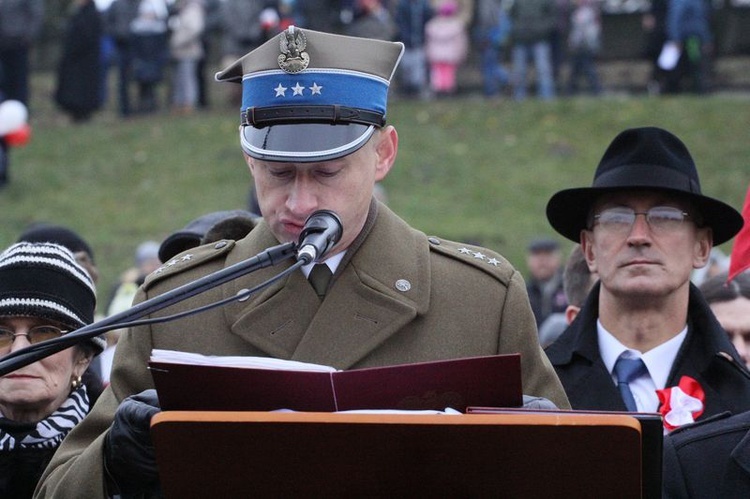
left=544, top=126, right=750, bottom=430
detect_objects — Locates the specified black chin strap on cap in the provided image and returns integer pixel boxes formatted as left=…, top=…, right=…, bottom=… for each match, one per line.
left=242, top=105, right=386, bottom=128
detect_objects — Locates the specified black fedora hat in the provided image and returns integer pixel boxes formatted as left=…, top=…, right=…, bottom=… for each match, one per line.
left=546, top=127, right=743, bottom=245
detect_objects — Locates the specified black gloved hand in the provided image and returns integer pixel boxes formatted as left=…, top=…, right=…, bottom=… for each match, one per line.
left=104, top=389, right=162, bottom=496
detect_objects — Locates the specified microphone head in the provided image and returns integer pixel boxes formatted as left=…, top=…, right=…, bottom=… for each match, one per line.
left=297, top=210, right=343, bottom=264
left=300, top=210, right=343, bottom=240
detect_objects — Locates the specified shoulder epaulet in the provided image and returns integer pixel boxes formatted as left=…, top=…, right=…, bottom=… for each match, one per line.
left=425, top=236, right=515, bottom=286
left=142, top=239, right=236, bottom=290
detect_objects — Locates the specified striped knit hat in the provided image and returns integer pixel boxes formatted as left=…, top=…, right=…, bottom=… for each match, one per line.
left=0, top=242, right=104, bottom=353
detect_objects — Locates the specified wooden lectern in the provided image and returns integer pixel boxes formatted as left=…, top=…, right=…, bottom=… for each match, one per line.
left=151, top=411, right=649, bottom=498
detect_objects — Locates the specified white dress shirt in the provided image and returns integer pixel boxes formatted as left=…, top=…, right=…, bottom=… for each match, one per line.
left=301, top=251, right=345, bottom=278
left=598, top=320, right=688, bottom=412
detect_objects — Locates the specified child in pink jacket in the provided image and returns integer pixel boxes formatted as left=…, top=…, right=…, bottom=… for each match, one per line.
left=424, top=0, right=468, bottom=95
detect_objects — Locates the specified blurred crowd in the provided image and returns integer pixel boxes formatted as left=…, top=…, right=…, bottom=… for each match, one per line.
left=0, top=0, right=732, bottom=127
left=0, top=1, right=738, bottom=196
left=1, top=8, right=750, bottom=493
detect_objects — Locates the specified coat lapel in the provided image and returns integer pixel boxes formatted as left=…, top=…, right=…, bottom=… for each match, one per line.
left=216, top=222, right=315, bottom=358
left=220, top=206, right=431, bottom=369
left=292, top=205, right=431, bottom=368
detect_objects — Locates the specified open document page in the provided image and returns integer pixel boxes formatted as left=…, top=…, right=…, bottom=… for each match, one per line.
left=149, top=350, right=522, bottom=413
left=150, top=349, right=337, bottom=372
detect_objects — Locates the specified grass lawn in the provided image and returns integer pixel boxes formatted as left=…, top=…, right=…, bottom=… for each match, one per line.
left=2, top=70, right=750, bottom=313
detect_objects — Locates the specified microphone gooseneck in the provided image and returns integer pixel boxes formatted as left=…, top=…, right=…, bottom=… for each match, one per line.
left=0, top=241, right=299, bottom=377
left=296, top=210, right=343, bottom=264
left=0, top=213, right=344, bottom=376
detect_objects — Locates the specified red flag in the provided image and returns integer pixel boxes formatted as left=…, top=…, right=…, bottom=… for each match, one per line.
left=728, top=184, right=750, bottom=282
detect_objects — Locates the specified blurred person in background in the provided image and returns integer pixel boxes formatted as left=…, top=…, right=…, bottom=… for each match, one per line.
left=0, top=135, right=7, bottom=188
left=525, top=237, right=567, bottom=327
left=509, top=0, right=557, bottom=101
left=431, top=0, right=474, bottom=27
left=0, top=0, right=44, bottom=108
left=565, top=0, right=601, bottom=96
left=474, top=0, right=511, bottom=98
left=538, top=244, right=597, bottom=348
left=549, top=0, right=570, bottom=93
left=196, top=0, right=223, bottom=109
left=106, top=241, right=161, bottom=317
left=394, top=0, right=433, bottom=98
left=220, top=0, right=266, bottom=106
left=344, top=0, right=398, bottom=41
left=425, top=0, right=469, bottom=96
left=158, top=210, right=258, bottom=264
left=642, top=0, right=668, bottom=95
left=664, top=0, right=713, bottom=94
left=699, top=271, right=750, bottom=369
left=0, top=242, right=104, bottom=498
left=169, top=0, right=206, bottom=115
left=302, top=0, right=339, bottom=32
left=104, top=0, right=141, bottom=117
left=130, top=0, right=170, bottom=114
left=692, top=247, right=729, bottom=286
left=100, top=241, right=162, bottom=385
left=55, top=0, right=105, bottom=123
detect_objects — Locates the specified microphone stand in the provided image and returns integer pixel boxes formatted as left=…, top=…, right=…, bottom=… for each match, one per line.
left=0, top=241, right=297, bottom=377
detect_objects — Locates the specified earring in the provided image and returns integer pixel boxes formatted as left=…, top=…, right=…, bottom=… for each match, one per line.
left=71, top=376, right=82, bottom=389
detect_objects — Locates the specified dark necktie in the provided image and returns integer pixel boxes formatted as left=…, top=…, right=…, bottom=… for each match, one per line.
left=308, top=264, right=332, bottom=299
left=613, top=356, right=647, bottom=412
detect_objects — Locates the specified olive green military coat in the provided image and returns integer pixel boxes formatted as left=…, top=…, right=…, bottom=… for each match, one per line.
left=36, top=202, right=568, bottom=498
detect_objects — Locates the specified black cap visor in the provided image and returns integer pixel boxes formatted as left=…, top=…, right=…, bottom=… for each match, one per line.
left=241, top=123, right=375, bottom=163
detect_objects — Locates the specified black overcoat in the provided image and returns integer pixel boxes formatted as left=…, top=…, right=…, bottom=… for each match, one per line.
left=545, top=282, right=750, bottom=419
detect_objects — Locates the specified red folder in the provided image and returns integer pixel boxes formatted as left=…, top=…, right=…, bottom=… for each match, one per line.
left=149, top=353, right=522, bottom=412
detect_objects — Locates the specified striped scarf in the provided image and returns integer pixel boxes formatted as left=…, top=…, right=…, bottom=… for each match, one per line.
left=0, top=386, right=90, bottom=451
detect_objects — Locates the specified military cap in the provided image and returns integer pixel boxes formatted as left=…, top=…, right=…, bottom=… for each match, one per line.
left=216, top=26, right=404, bottom=163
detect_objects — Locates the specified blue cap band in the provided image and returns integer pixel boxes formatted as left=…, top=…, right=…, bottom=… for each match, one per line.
left=241, top=69, right=389, bottom=117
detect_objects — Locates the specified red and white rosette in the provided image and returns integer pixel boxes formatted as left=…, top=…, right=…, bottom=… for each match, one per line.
left=657, top=376, right=705, bottom=432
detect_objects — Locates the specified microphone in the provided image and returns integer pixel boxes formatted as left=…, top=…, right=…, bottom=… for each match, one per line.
left=296, top=210, right=343, bottom=264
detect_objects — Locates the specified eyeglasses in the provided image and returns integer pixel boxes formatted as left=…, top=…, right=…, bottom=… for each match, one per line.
left=592, top=206, right=691, bottom=235
left=0, top=325, right=68, bottom=351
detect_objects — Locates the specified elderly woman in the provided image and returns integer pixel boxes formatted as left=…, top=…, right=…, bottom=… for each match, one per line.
left=0, top=242, right=104, bottom=497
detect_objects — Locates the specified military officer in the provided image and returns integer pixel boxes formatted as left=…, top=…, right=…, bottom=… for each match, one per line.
left=36, top=26, right=568, bottom=498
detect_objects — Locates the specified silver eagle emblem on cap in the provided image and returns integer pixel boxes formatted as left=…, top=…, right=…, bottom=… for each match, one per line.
left=278, top=26, right=310, bottom=73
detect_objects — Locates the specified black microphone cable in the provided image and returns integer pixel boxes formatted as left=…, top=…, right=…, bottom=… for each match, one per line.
left=0, top=252, right=306, bottom=376
left=0, top=210, right=344, bottom=375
